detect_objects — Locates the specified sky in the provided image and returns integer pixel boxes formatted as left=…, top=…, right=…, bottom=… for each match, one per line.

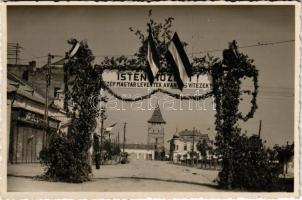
left=7, top=5, right=295, bottom=148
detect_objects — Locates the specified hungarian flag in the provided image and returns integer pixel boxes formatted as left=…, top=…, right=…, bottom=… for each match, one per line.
left=165, top=32, right=192, bottom=90
left=104, top=123, right=117, bottom=133
left=69, top=41, right=80, bottom=58
left=146, top=24, right=161, bottom=85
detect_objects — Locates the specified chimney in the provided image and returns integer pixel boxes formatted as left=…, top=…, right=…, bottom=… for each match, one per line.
left=29, top=60, right=36, bottom=71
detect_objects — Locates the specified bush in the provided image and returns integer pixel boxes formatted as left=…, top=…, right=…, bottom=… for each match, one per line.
left=217, top=134, right=279, bottom=190
left=39, top=132, right=92, bottom=183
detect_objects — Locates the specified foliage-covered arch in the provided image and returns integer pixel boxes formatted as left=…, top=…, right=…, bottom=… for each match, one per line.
left=39, top=13, right=279, bottom=190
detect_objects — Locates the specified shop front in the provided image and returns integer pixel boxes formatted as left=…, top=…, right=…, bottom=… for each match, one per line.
left=7, top=72, right=65, bottom=164
left=9, top=108, right=60, bottom=163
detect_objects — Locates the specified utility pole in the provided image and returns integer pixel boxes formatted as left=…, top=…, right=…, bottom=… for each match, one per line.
left=99, top=106, right=106, bottom=165
left=15, top=43, right=20, bottom=65
left=44, top=54, right=53, bottom=148
left=118, top=131, right=120, bottom=147
left=123, top=122, right=127, bottom=153
left=7, top=43, right=21, bottom=65
left=192, top=127, right=195, bottom=166
left=258, top=120, right=262, bottom=138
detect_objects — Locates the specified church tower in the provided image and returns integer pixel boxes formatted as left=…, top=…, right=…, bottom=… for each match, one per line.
left=147, top=104, right=166, bottom=160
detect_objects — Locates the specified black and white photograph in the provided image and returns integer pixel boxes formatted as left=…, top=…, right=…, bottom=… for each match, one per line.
left=2, top=2, right=300, bottom=198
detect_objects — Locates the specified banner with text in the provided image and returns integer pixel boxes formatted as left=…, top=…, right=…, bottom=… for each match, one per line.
left=102, top=70, right=213, bottom=89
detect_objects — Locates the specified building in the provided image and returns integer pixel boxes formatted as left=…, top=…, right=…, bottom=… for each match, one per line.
left=147, top=104, right=166, bottom=160
left=124, top=144, right=155, bottom=160
left=7, top=72, right=67, bottom=163
left=8, top=59, right=65, bottom=102
left=169, top=129, right=212, bottom=163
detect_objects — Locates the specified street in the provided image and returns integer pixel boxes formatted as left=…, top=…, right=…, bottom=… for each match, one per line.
left=7, top=158, right=220, bottom=192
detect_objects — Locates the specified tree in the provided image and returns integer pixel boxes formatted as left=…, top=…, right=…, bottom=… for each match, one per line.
left=112, top=143, right=121, bottom=156
left=273, top=142, right=294, bottom=175
left=197, top=139, right=213, bottom=168
left=169, top=135, right=177, bottom=161
left=197, top=139, right=209, bottom=158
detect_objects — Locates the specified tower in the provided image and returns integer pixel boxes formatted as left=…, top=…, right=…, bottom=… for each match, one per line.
left=147, top=104, right=166, bottom=160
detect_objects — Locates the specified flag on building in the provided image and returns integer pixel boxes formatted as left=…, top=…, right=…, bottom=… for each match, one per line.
left=165, top=32, right=192, bottom=90
left=104, top=123, right=117, bottom=133
left=146, top=24, right=161, bottom=85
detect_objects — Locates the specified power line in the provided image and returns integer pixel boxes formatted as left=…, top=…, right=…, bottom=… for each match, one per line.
left=10, top=39, right=295, bottom=62
left=192, top=39, right=294, bottom=55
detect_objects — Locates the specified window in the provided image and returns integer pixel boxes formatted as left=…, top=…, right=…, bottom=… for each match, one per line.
left=184, top=145, right=187, bottom=151
left=176, top=145, right=179, bottom=150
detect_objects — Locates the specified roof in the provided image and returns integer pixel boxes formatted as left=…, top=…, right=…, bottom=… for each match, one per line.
left=148, top=105, right=166, bottom=124
left=40, top=58, right=65, bottom=70
left=124, top=143, right=155, bottom=150
left=7, top=72, right=46, bottom=104
left=178, top=129, right=209, bottom=139
left=7, top=72, right=59, bottom=110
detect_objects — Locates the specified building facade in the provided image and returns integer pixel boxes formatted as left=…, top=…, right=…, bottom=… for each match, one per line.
left=124, top=144, right=155, bottom=160
left=7, top=72, right=67, bottom=163
left=147, top=104, right=166, bottom=160
left=169, top=129, right=212, bottom=163
left=8, top=59, right=65, bottom=102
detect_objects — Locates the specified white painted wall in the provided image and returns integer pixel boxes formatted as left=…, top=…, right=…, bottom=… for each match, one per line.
left=124, top=148, right=155, bottom=160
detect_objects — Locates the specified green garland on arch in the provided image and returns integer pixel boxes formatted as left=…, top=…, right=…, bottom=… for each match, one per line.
left=59, top=13, right=260, bottom=188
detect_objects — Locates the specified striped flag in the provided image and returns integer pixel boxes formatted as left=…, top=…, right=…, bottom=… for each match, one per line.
left=104, top=123, right=117, bottom=133
left=146, top=24, right=161, bottom=85
left=69, top=41, right=80, bottom=58
left=165, top=32, right=192, bottom=90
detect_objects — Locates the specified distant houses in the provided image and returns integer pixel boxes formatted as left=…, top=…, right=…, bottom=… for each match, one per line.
left=169, top=129, right=213, bottom=164
left=124, top=144, right=155, bottom=160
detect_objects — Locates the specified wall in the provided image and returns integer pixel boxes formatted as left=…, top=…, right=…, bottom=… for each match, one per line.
left=124, top=148, right=155, bottom=160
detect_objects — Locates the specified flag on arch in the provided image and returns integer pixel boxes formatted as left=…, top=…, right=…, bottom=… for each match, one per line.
left=68, top=40, right=81, bottom=58
left=165, top=32, right=192, bottom=90
left=146, top=24, right=161, bottom=85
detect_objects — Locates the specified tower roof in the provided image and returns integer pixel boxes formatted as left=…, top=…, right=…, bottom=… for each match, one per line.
left=148, top=105, right=166, bottom=124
